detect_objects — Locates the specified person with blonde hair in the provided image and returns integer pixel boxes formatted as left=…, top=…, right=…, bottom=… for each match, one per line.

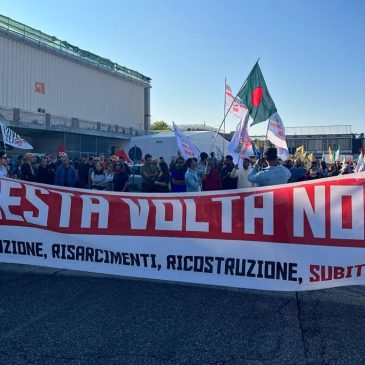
left=21, top=153, right=36, bottom=181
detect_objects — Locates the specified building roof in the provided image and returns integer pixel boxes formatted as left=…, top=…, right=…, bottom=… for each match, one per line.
left=0, top=14, right=151, bottom=86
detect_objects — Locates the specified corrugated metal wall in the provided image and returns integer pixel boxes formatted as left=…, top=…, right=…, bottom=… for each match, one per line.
left=0, top=33, right=145, bottom=129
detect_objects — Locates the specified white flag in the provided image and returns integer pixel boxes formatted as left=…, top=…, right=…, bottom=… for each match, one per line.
left=227, top=109, right=254, bottom=167
left=215, top=145, right=223, bottom=160
left=277, top=147, right=289, bottom=161
left=355, top=151, right=365, bottom=172
left=225, top=83, right=247, bottom=118
left=0, top=121, right=33, bottom=149
left=172, top=122, right=200, bottom=160
left=267, top=112, right=289, bottom=160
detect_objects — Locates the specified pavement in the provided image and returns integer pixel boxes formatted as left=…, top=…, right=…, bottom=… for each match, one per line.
left=0, top=263, right=364, bottom=364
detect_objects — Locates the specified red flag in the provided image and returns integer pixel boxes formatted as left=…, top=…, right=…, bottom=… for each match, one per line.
left=116, top=149, right=132, bottom=163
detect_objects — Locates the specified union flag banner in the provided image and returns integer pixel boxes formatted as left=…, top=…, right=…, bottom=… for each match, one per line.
left=0, top=122, right=33, bottom=149
left=172, top=122, right=200, bottom=160
left=227, top=109, right=255, bottom=166
left=225, top=83, right=246, bottom=118
left=1, top=173, right=365, bottom=291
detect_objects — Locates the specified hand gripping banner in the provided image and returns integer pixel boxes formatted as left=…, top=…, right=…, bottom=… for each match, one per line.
left=1, top=173, right=365, bottom=291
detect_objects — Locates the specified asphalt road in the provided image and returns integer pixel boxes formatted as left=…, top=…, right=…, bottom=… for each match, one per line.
left=0, top=263, right=364, bottom=364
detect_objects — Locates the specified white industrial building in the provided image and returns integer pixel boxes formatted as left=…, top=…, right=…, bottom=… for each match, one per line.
left=0, top=14, right=151, bottom=156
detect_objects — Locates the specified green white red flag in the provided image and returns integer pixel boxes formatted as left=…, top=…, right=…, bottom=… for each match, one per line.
left=237, top=62, right=277, bottom=126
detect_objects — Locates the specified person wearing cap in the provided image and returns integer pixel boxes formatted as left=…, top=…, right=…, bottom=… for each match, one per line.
left=248, top=147, right=291, bottom=187
left=0, top=151, right=9, bottom=177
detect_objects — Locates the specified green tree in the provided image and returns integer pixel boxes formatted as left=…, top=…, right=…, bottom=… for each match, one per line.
left=150, top=120, right=170, bottom=131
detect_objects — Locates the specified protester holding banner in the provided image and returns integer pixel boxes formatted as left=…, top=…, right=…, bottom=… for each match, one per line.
left=230, top=158, right=254, bottom=189
left=11, top=155, right=24, bottom=179
left=20, top=153, right=36, bottom=181
left=220, top=155, right=238, bottom=190
left=319, top=160, right=329, bottom=177
left=340, top=163, right=352, bottom=175
left=0, top=151, right=8, bottom=177
left=104, top=163, right=115, bottom=191
left=76, top=155, right=88, bottom=188
left=113, top=162, right=129, bottom=192
left=141, top=154, right=158, bottom=192
left=288, top=158, right=307, bottom=183
left=248, top=147, right=291, bottom=187
left=209, top=152, right=218, bottom=168
left=90, top=162, right=107, bottom=190
left=2, top=162, right=364, bottom=291
left=37, top=157, right=53, bottom=184
left=328, top=163, right=340, bottom=177
left=54, top=154, right=77, bottom=187
left=185, top=158, right=201, bottom=192
left=304, top=164, right=323, bottom=180
left=170, top=158, right=187, bottom=192
left=202, top=159, right=221, bottom=191
left=153, top=161, right=171, bottom=193
left=196, top=152, right=210, bottom=181
left=119, top=157, right=131, bottom=175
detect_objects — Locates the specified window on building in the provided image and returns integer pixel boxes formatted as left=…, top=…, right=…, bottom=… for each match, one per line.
left=307, top=139, right=323, bottom=152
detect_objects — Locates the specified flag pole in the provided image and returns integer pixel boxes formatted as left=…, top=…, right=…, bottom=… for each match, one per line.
left=264, top=118, right=271, bottom=151
left=1, top=126, right=6, bottom=153
left=210, top=58, right=260, bottom=153
left=223, top=77, right=226, bottom=158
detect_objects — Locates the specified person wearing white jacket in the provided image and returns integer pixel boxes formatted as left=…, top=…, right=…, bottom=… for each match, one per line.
left=230, top=158, right=254, bottom=189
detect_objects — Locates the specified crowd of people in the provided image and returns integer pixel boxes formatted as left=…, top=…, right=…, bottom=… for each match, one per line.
left=0, top=147, right=361, bottom=193
left=0, top=151, right=130, bottom=192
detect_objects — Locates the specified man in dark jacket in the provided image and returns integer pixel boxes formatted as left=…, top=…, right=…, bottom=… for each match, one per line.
left=220, top=155, right=238, bottom=190
left=54, top=154, right=77, bottom=187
